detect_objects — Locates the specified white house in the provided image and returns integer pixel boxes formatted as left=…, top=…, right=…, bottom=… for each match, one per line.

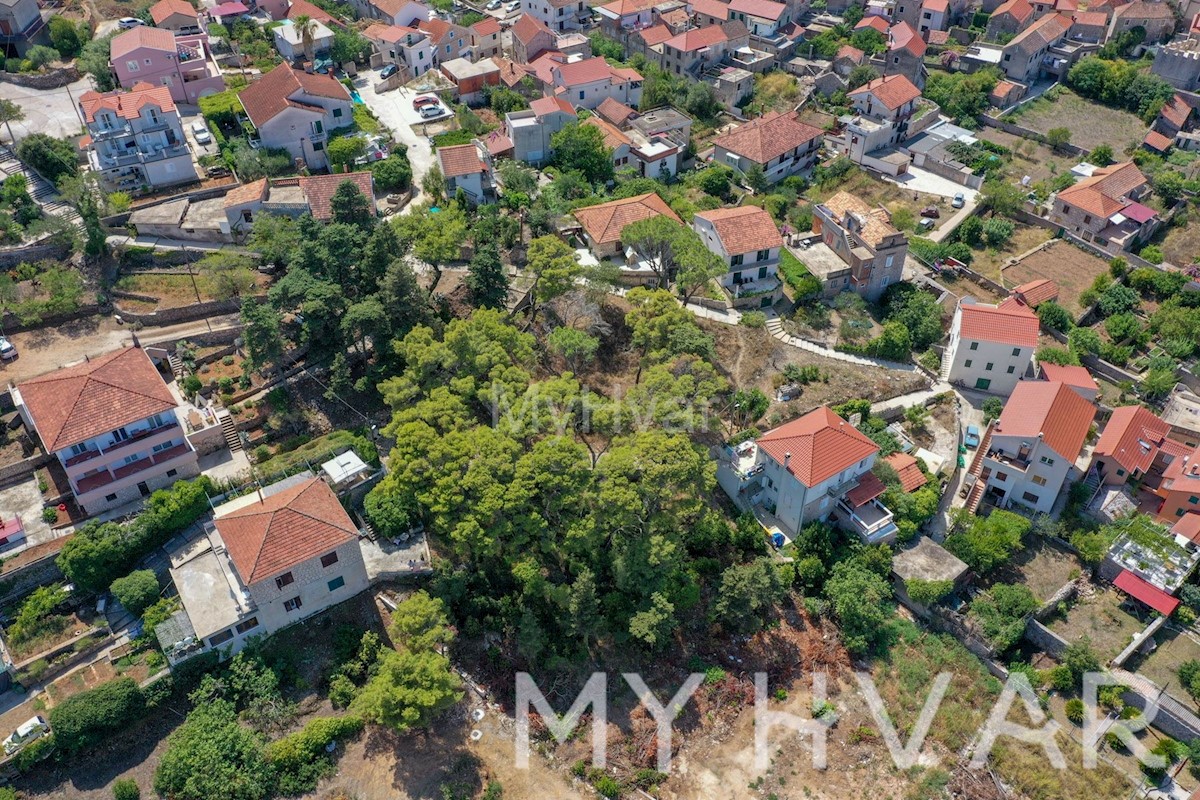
left=842, top=74, right=922, bottom=163
left=692, top=205, right=784, bottom=309
left=364, top=23, right=434, bottom=77
left=716, top=406, right=899, bottom=545
left=79, top=82, right=198, bottom=193
left=272, top=18, right=335, bottom=61
left=238, top=64, right=353, bottom=171
left=531, top=54, right=643, bottom=109
left=944, top=297, right=1039, bottom=395
left=437, top=142, right=494, bottom=204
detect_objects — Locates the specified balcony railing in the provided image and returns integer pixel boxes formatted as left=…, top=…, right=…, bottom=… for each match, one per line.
left=103, top=420, right=180, bottom=457
left=986, top=447, right=1030, bottom=472
left=75, top=441, right=192, bottom=495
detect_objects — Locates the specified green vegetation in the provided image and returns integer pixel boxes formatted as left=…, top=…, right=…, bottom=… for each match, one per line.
left=1067, top=56, right=1175, bottom=123
left=50, top=677, right=145, bottom=753
left=969, top=583, right=1038, bottom=652
left=944, top=510, right=1029, bottom=575
left=779, top=249, right=820, bottom=298
left=110, top=570, right=160, bottom=618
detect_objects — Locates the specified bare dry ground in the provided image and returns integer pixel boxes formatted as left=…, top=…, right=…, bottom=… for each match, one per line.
left=1001, top=240, right=1111, bottom=318
left=1009, top=89, right=1148, bottom=153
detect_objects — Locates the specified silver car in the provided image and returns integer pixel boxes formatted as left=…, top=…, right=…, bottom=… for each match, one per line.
left=0, top=336, right=16, bottom=361
left=190, top=121, right=212, bottom=145
left=3, top=716, right=49, bottom=756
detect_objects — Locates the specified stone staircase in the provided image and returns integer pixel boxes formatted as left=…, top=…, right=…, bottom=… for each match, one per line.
left=964, top=422, right=994, bottom=514
left=167, top=353, right=185, bottom=380
left=0, top=145, right=82, bottom=228
left=217, top=408, right=242, bottom=452
left=938, top=348, right=952, bottom=382
left=1080, top=463, right=1104, bottom=507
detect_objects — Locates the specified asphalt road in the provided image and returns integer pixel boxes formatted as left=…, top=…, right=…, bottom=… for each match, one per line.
left=0, top=75, right=94, bottom=144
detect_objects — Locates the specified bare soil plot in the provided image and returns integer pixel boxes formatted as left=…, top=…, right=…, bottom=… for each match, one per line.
left=113, top=270, right=267, bottom=310
left=991, top=537, right=1083, bottom=603
left=1125, top=623, right=1200, bottom=699
left=975, top=128, right=1074, bottom=186
left=1009, top=89, right=1148, bottom=153
left=1002, top=240, right=1112, bottom=318
left=1047, top=587, right=1147, bottom=663
left=1160, top=217, right=1200, bottom=267
left=966, top=223, right=1055, bottom=284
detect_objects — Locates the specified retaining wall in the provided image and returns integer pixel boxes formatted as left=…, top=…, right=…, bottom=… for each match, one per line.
left=1, top=303, right=103, bottom=335
left=979, top=114, right=1090, bottom=157
left=115, top=294, right=264, bottom=326
left=0, top=66, right=80, bottom=88
left=0, top=237, right=73, bottom=268
left=0, top=536, right=71, bottom=608
left=1024, top=618, right=1071, bottom=657
left=0, top=452, right=53, bottom=490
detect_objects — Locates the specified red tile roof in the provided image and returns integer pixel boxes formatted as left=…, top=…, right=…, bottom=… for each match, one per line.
left=849, top=74, right=921, bottom=110
left=855, top=15, right=890, bottom=32
left=713, top=111, right=823, bottom=166
left=216, top=478, right=358, bottom=585
left=301, top=172, right=374, bottom=220
left=553, top=57, right=634, bottom=87
left=595, top=96, right=635, bottom=126
left=149, top=0, right=198, bottom=23
left=994, top=380, right=1094, bottom=462
left=286, top=0, right=337, bottom=25
left=1144, top=130, right=1173, bottom=152
left=694, top=205, right=783, bottom=255
left=835, top=44, right=865, bottom=63
left=437, top=143, right=487, bottom=178
left=239, top=64, right=349, bottom=127
left=1012, top=278, right=1058, bottom=306
left=364, top=23, right=422, bottom=43
left=1160, top=94, right=1193, bottom=129
left=1056, top=161, right=1147, bottom=218
left=958, top=299, right=1039, bottom=348
left=17, top=346, right=177, bottom=453
left=845, top=471, right=886, bottom=507
left=1071, top=9, right=1108, bottom=25
left=80, top=84, right=176, bottom=123
left=1172, top=513, right=1200, bottom=546
left=513, top=13, right=552, bottom=46
left=1114, top=0, right=1175, bottom=20
left=1007, top=12, right=1070, bottom=56
left=530, top=95, right=576, bottom=117
left=664, top=24, right=728, bottom=52
left=691, top=0, right=730, bottom=19
left=883, top=452, right=928, bottom=493
left=111, top=25, right=176, bottom=59
left=728, top=0, right=786, bottom=19
left=638, top=24, right=674, bottom=47
left=1038, top=362, right=1097, bottom=393
left=1095, top=405, right=1171, bottom=476
left=583, top=115, right=632, bottom=150
left=472, top=16, right=501, bottom=36
left=756, top=406, right=880, bottom=488
left=1114, top=569, right=1179, bottom=615
left=923, top=0, right=948, bottom=11
left=888, top=21, right=926, bottom=56
left=927, top=29, right=950, bottom=44
left=573, top=191, right=681, bottom=245
left=992, top=0, right=1034, bottom=22
left=223, top=177, right=268, bottom=208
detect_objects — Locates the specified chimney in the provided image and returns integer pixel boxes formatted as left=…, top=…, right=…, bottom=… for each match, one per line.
left=784, top=452, right=791, bottom=469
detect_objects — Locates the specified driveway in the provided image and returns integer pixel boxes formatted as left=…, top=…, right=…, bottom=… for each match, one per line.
left=177, top=105, right=220, bottom=159
left=0, top=75, right=93, bottom=143
left=0, top=475, right=54, bottom=553
left=355, top=69, right=436, bottom=208
left=885, top=165, right=978, bottom=201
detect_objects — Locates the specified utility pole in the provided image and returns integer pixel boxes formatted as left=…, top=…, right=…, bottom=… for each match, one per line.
left=181, top=246, right=212, bottom=332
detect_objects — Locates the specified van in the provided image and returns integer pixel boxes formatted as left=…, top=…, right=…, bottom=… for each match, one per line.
left=3, top=716, right=49, bottom=756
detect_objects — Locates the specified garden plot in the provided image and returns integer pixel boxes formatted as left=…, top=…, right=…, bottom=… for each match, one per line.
left=1047, top=587, right=1147, bottom=664
left=991, top=537, right=1083, bottom=604
left=1125, top=623, right=1200, bottom=696
left=1008, top=89, right=1149, bottom=153
left=1001, top=240, right=1113, bottom=318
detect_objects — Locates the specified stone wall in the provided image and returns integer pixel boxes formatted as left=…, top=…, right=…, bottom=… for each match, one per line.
left=0, top=452, right=53, bottom=490
left=0, top=536, right=71, bottom=608
left=0, top=237, right=73, bottom=269
left=1024, top=618, right=1070, bottom=658
left=1, top=304, right=103, bottom=335
left=0, top=66, right=80, bottom=89
left=115, top=295, right=265, bottom=326
left=979, top=114, right=1089, bottom=157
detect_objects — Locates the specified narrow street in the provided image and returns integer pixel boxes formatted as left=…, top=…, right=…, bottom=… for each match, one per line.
left=354, top=70, right=436, bottom=210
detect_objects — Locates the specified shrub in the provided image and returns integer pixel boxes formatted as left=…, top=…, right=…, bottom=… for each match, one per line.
left=42, top=507, right=58, bottom=523
left=112, top=778, right=141, bottom=800
left=49, top=677, right=145, bottom=753
left=1065, top=698, right=1085, bottom=724
left=181, top=375, right=202, bottom=395
left=265, top=715, right=364, bottom=795
left=110, top=570, right=160, bottom=618
left=740, top=311, right=767, bottom=328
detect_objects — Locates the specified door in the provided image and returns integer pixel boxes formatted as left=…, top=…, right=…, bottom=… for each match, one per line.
left=975, top=378, right=991, bottom=390
left=137, top=482, right=151, bottom=497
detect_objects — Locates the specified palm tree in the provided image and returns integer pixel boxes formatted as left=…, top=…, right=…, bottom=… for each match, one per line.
left=293, top=14, right=316, bottom=63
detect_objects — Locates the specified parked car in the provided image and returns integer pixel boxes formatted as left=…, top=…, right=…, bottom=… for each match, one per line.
left=504, top=0, right=520, bottom=10
left=485, top=0, right=502, bottom=9
left=919, top=205, right=939, bottom=218
left=190, top=121, right=212, bottom=145
left=952, top=192, right=965, bottom=209
left=117, top=17, right=144, bottom=28
left=3, top=716, right=49, bottom=756
left=918, top=218, right=935, bottom=231
left=964, top=425, right=980, bottom=449
left=419, top=104, right=444, bottom=119
left=413, top=95, right=439, bottom=109
left=380, top=63, right=399, bottom=80
left=0, top=336, right=16, bottom=361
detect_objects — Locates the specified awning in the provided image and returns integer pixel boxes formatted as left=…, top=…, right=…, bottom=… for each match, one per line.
left=1114, top=569, right=1179, bottom=616
left=845, top=472, right=886, bottom=508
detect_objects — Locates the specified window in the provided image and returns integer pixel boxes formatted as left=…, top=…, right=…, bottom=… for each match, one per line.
left=996, top=471, right=1008, bottom=481
left=283, top=596, right=303, bottom=612
left=1062, top=205, right=1071, bottom=214
left=1022, top=491, right=1040, bottom=504
left=1007, top=365, right=1015, bottom=374
left=275, top=572, right=295, bottom=590
left=1012, top=347, right=1021, bottom=356
left=328, top=576, right=345, bottom=592
left=1191, top=496, right=1199, bottom=505
left=320, top=551, right=340, bottom=568
left=579, top=91, right=585, bottom=100
left=1032, top=475, right=1047, bottom=486
left=758, top=266, right=767, bottom=279
left=124, top=453, right=141, bottom=465
left=756, top=249, right=770, bottom=261
left=209, top=629, right=234, bottom=646
left=964, top=359, right=973, bottom=368
left=985, top=362, right=994, bottom=371
left=126, top=60, right=139, bottom=71
left=333, top=108, right=343, bottom=118
left=1083, top=215, right=1091, bottom=224
left=885, top=255, right=894, bottom=267
left=1116, top=468, right=1126, bottom=476
left=731, top=254, right=744, bottom=266
left=235, top=617, right=259, bottom=634
left=312, top=141, right=324, bottom=151
left=445, top=43, right=451, bottom=52
left=152, top=440, right=175, bottom=453
left=1179, top=509, right=1187, bottom=517
left=166, top=469, right=177, bottom=477
left=105, top=493, right=118, bottom=502
left=969, top=342, right=979, bottom=350
left=1039, top=456, right=1055, bottom=466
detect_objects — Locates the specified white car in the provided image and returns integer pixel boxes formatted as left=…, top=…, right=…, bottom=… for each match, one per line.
left=505, top=0, right=520, bottom=10
left=190, top=121, right=212, bottom=145
left=3, top=716, right=49, bottom=756
left=952, top=192, right=965, bottom=208
left=117, top=17, right=144, bottom=28
left=0, top=336, right=15, bottom=361
left=419, top=104, right=443, bottom=119
left=485, top=0, right=502, bottom=9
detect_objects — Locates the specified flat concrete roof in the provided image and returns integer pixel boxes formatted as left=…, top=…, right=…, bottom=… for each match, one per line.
left=1163, top=390, right=1200, bottom=439
left=130, top=197, right=189, bottom=226
left=792, top=241, right=849, bottom=281
left=893, top=537, right=969, bottom=584
left=168, top=531, right=249, bottom=640
left=181, top=196, right=227, bottom=231
left=442, top=57, right=499, bottom=79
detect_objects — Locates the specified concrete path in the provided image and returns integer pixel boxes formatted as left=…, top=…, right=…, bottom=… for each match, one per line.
left=870, top=381, right=952, bottom=417
left=927, top=198, right=979, bottom=243
left=883, top=165, right=979, bottom=202
left=764, top=313, right=918, bottom=371
left=106, top=234, right=249, bottom=252
left=354, top=71, right=436, bottom=212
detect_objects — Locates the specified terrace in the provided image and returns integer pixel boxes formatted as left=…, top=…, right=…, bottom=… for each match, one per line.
left=74, top=443, right=193, bottom=494
left=1106, top=514, right=1200, bottom=593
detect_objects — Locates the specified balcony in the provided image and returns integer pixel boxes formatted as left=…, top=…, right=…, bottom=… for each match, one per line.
left=837, top=497, right=897, bottom=545
left=63, top=448, right=103, bottom=468
left=74, top=442, right=192, bottom=495
left=103, top=420, right=181, bottom=457
left=986, top=447, right=1030, bottom=472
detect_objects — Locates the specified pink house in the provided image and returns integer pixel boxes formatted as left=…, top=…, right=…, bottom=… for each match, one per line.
left=110, top=26, right=225, bottom=104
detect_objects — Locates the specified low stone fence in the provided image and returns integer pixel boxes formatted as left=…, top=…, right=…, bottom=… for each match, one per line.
left=0, top=237, right=73, bottom=268
left=12, top=627, right=110, bottom=686
left=1024, top=618, right=1070, bottom=658
left=0, top=452, right=53, bottom=490
left=979, top=114, right=1089, bottom=157
left=115, top=295, right=265, bottom=326
left=0, top=535, right=71, bottom=608
left=0, top=66, right=80, bottom=88
left=1, top=303, right=103, bottom=335
left=144, top=326, right=242, bottom=350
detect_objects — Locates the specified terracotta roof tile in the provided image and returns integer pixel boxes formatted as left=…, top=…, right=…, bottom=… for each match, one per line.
left=1012, top=278, right=1058, bottom=306
left=238, top=63, right=349, bottom=127
left=845, top=471, right=886, bottom=506
left=663, top=24, right=728, bottom=52
left=835, top=44, right=865, bottom=63
left=883, top=452, right=928, bottom=492
left=1039, top=362, right=1097, bottom=393
left=1114, top=0, right=1175, bottom=19
left=596, top=96, right=636, bottom=126
left=992, top=0, right=1034, bottom=21
left=691, top=0, right=730, bottom=19
left=927, top=29, right=950, bottom=44
left=756, top=406, right=880, bottom=487
left=728, top=0, right=786, bottom=20
left=1172, top=513, right=1200, bottom=545
left=512, top=13, right=552, bottom=46
left=694, top=205, right=783, bottom=255
left=994, top=381, right=1094, bottom=462
left=598, top=0, right=659, bottom=13
left=958, top=299, right=1039, bottom=348
left=637, top=23, right=674, bottom=47
left=821, top=190, right=898, bottom=248
left=80, top=84, right=176, bottom=123
left=301, top=172, right=374, bottom=221
left=849, top=74, right=920, bottom=110
left=573, top=191, right=681, bottom=245
left=111, top=26, right=176, bottom=59
left=855, top=15, right=890, bottom=32
left=1056, top=161, right=1146, bottom=219
left=18, top=346, right=177, bottom=452
left=530, top=95, right=575, bottom=117
left=583, top=115, right=632, bottom=150
left=888, top=21, right=926, bottom=56
left=286, top=0, right=337, bottom=25
left=923, top=0, right=948, bottom=11
left=1071, top=9, right=1108, bottom=25
left=1160, top=94, right=1193, bottom=128
left=1144, top=130, right=1173, bottom=152
left=364, top=23, right=422, bottom=43
left=216, top=478, right=358, bottom=585
left=1007, top=12, right=1069, bottom=56
left=553, top=57, right=636, bottom=87
left=223, top=177, right=268, bottom=208
left=472, top=16, right=501, bottom=36
left=149, top=0, right=197, bottom=24
left=1095, top=405, right=1171, bottom=475
left=713, top=111, right=823, bottom=165
left=438, top=143, right=487, bottom=178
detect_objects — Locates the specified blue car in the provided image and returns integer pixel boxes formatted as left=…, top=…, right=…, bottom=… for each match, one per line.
left=964, top=425, right=981, bottom=449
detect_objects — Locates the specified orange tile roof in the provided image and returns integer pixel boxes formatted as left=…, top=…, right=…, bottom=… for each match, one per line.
left=728, top=0, right=786, bottom=20
left=1161, top=443, right=1200, bottom=494
left=883, top=452, right=928, bottom=493
left=1144, top=130, right=1173, bottom=152
left=596, top=96, right=636, bottom=126
left=553, top=57, right=636, bottom=87
left=111, top=25, right=176, bottom=59
left=958, top=299, right=1039, bottom=348
left=1056, top=161, right=1146, bottom=219
left=845, top=471, right=886, bottom=506
left=80, top=84, right=176, bottom=123
left=994, top=381, right=1094, bottom=462
left=573, top=192, right=681, bottom=245
left=216, top=478, right=358, bottom=585
left=888, top=22, right=926, bottom=57
left=472, top=16, right=501, bottom=36
left=756, top=406, right=880, bottom=488
left=437, top=143, right=487, bottom=178
left=1114, top=0, right=1175, bottom=20
left=691, top=0, right=730, bottom=19
left=1012, top=278, right=1058, bottom=306
left=821, top=190, right=898, bottom=248
left=530, top=95, right=575, bottom=117
left=849, top=74, right=921, bottom=110
left=1095, top=405, right=1171, bottom=475
left=287, top=0, right=337, bottom=25
left=301, top=172, right=374, bottom=221
left=149, top=0, right=197, bottom=23
left=1160, top=94, right=1193, bottom=128
left=1007, top=12, right=1070, bottom=56
left=1071, top=9, right=1108, bottom=25
left=1039, top=362, right=1097, bottom=393
left=663, top=24, right=728, bottom=52
left=992, top=0, right=1034, bottom=22
left=855, top=15, right=890, bottom=32
left=17, top=346, right=177, bottom=452
left=223, top=177, right=268, bottom=208
left=1172, top=513, right=1200, bottom=546
left=927, top=29, right=950, bottom=44
left=713, top=111, right=823, bottom=166
left=597, top=0, right=658, bottom=13
left=583, top=115, right=632, bottom=150
left=239, top=63, right=349, bottom=127
left=364, top=23, right=422, bottom=43
left=923, top=0, right=948, bottom=11
left=835, top=44, right=865, bottom=63
left=638, top=24, right=674, bottom=47
left=513, top=13, right=552, bottom=46
left=694, top=205, right=783, bottom=255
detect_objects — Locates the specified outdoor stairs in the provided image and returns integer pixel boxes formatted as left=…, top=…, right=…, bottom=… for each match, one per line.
left=0, top=145, right=82, bottom=228
left=217, top=409, right=242, bottom=453
left=765, top=315, right=785, bottom=337
left=938, top=348, right=952, bottom=382
left=1080, top=463, right=1104, bottom=506
left=167, top=353, right=185, bottom=380
left=964, top=423, right=994, bottom=515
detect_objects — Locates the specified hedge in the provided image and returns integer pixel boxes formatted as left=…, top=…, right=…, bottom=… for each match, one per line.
left=49, top=677, right=145, bottom=753
left=264, top=715, right=364, bottom=795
